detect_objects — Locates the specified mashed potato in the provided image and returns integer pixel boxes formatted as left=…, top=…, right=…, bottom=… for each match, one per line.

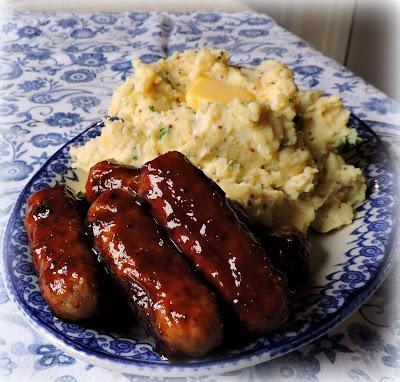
left=71, top=48, right=366, bottom=233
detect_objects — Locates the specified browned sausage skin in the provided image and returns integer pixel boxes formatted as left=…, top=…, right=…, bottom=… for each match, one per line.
left=138, top=151, right=289, bottom=334
left=85, top=160, right=140, bottom=204
left=85, top=161, right=308, bottom=292
left=255, top=225, right=310, bottom=293
left=25, top=185, right=103, bottom=321
left=86, top=188, right=223, bottom=357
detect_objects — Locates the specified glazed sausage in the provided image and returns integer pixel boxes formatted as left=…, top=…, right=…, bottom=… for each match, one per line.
left=227, top=202, right=310, bottom=292
left=85, top=161, right=309, bottom=291
left=255, top=225, right=310, bottom=292
left=86, top=188, right=223, bottom=357
left=85, top=160, right=140, bottom=203
left=25, top=185, right=103, bottom=321
left=138, top=151, right=289, bottom=334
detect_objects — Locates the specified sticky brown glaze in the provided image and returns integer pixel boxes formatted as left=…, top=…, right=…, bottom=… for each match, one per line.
left=85, top=160, right=140, bottom=204
left=255, top=225, right=310, bottom=293
left=228, top=202, right=310, bottom=293
left=138, top=151, right=289, bottom=335
left=25, top=185, right=103, bottom=321
left=86, top=188, right=223, bottom=357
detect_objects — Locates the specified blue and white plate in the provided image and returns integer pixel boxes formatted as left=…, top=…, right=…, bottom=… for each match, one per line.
left=2, top=115, right=399, bottom=377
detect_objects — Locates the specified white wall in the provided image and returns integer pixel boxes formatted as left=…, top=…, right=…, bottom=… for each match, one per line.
left=244, top=0, right=399, bottom=101
left=244, top=0, right=356, bottom=64
left=345, top=0, right=400, bottom=101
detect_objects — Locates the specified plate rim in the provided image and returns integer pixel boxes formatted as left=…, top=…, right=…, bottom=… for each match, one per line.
left=2, top=115, right=399, bottom=377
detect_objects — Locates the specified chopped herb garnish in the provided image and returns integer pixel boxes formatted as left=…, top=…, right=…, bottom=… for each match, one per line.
left=343, top=133, right=364, bottom=147
left=149, top=105, right=156, bottom=112
left=228, top=159, right=238, bottom=169
left=354, top=136, right=364, bottom=144
left=332, top=131, right=361, bottom=149
left=159, top=126, right=169, bottom=139
left=288, top=97, right=294, bottom=104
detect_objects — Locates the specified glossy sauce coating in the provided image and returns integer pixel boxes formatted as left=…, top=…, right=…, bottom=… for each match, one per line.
left=139, top=151, right=289, bottom=334
left=87, top=188, right=223, bottom=357
left=227, top=201, right=310, bottom=292
left=255, top=225, right=310, bottom=292
left=85, top=160, right=140, bottom=204
left=25, top=185, right=103, bottom=321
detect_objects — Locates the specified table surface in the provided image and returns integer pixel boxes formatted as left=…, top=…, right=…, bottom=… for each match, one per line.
left=0, top=10, right=399, bottom=382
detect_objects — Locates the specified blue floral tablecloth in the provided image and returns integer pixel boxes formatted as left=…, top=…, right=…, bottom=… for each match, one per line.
left=0, top=11, right=399, bottom=382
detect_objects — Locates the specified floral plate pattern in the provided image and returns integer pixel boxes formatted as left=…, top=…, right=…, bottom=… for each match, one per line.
left=1, top=113, right=399, bottom=377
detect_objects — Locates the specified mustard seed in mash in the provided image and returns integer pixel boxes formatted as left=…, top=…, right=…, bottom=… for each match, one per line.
left=71, top=48, right=366, bottom=233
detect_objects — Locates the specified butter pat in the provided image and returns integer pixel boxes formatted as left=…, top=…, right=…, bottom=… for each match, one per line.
left=186, top=77, right=255, bottom=111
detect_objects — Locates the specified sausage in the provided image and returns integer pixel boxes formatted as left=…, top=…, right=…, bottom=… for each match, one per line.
left=86, top=188, right=223, bottom=357
left=25, top=185, right=103, bottom=321
left=227, top=201, right=310, bottom=292
left=85, top=160, right=140, bottom=203
left=85, top=160, right=309, bottom=293
left=138, top=151, right=289, bottom=334
left=255, top=225, right=310, bottom=292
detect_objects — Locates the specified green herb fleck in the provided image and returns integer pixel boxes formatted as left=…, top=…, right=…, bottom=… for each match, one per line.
left=341, top=130, right=362, bottom=147
left=228, top=159, right=238, bottom=169
left=288, top=97, right=294, bottom=104
left=354, top=136, right=364, bottom=145
left=159, top=126, right=169, bottom=139
left=149, top=105, right=156, bottom=112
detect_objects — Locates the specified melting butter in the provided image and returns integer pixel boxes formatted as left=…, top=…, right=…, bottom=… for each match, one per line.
left=186, top=77, right=255, bottom=111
